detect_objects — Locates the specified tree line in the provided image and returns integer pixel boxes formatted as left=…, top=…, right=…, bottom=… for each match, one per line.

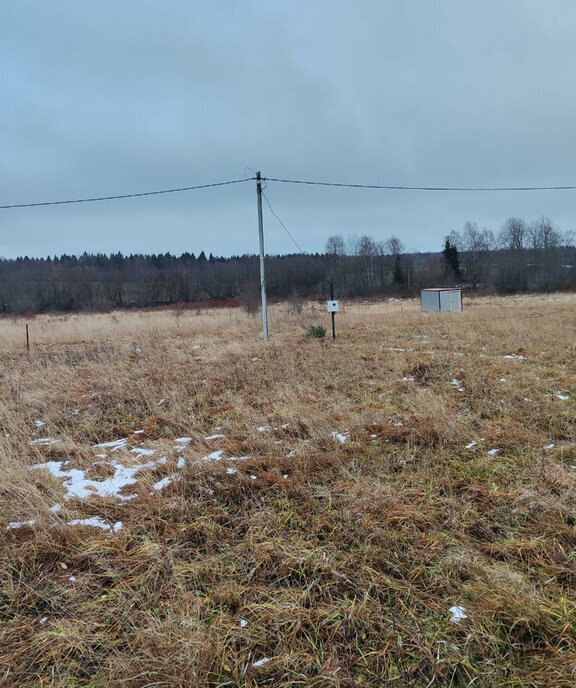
left=0, top=216, right=574, bottom=314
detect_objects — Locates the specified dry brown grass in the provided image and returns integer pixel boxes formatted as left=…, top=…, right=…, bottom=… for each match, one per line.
left=1, top=295, right=575, bottom=687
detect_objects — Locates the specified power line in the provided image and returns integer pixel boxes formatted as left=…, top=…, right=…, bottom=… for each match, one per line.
left=0, top=178, right=254, bottom=209
left=3, top=173, right=576, bottom=211
left=261, top=189, right=327, bottom=283
left=264, top=177, right=576, bottom=192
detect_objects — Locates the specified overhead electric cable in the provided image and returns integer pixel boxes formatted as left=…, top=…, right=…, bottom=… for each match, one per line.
left=0, top=178, right=253, bottom=209
left=3, top=173, right=576, bottom=211
left=264, top=177, right=576, bottom=192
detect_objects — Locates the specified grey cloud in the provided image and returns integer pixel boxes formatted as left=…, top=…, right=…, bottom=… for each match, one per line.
left=2, top=1, right=576, bottom=259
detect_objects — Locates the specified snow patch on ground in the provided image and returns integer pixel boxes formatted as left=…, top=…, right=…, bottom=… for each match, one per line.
left=67, top=517, right=122, bottom=532
left=30, top=459, right=151, bottom=501
left=7, top=520, right=37, bottom=530
left=152, top=476, right=173, bottom=491
left=94, top=438, right=128, bottom=451
left=449, top=605, right=468, bottom=624
left=201, top=450, right=250, bottom=464
left=253, top=658, right=271, bottom=668
left=130, top=447, right=156, bottom=457
left=331, top=431, right=349, bottom=444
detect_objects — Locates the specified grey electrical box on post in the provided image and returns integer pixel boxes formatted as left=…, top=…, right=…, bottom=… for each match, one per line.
left=327, top=300, right=339, bottom=313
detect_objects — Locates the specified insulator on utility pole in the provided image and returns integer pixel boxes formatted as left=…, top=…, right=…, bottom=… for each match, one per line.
left=256, top=171, right=269, bottom=341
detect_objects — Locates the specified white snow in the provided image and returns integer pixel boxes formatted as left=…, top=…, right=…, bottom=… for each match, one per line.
left=67, top=517, right=122, bottom=532
left=253, top=658, right=271, bottom=668
left=6, top=519, right=36, bottom=530
left=499, top=378, right=507, bottom=383
left=226, top=467, right=237, bottom=475
left=30, top=437, right=58, bottom=446
left=465, top=441, right=477, bottom=450
left=556, top=393, right=570, bottom=401
left=30, top=459, right=155, bottom=501
left=130, top=447, right=156, bottom=457
left=94, top=438, right=128, bottom=451
left=240, top=618, right=248, bottom=628
left=503, top=354, right=526, bottom=360
left=449, top=605, right=468, bottom=624
left=487, top=448, right=500, bottom=456
left=203, top=450, right=225, bottom=461
left=543, top=443, right=555, bottom=450
left=201, top=450, right=250, bottom=464
left=34, top=420, right=46, bottom=427
left=257, top=426, right=271, bottom=433
left=175, top=437, right=193, bottom=444
left=176, top=457, right=185, bottom=469
left=331, top=432, right=349, bottom=444
left=402, top=376, right=414, bottom=382
left=152, top=477, right=173, bottom=491
left=204, top=434, right=225, bottom=440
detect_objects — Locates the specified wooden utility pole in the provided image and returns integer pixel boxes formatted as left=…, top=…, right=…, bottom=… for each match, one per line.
left=256, top=172, right=269, bottom=341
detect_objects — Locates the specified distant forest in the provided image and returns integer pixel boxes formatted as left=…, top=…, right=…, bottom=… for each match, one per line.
left=1, top=217, right=574, bottom=314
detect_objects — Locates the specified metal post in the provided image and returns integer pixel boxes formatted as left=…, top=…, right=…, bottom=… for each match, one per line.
left=329, top=279, right=336, bottom=340
left=26, top=323, right=30, bottom=352
left=256, top=172, right=269, bottom=341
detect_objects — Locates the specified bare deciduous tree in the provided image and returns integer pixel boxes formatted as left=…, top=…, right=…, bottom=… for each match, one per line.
left=385, top=235, right=404, bottom=256
left=499, top=217, right=527, bottom=251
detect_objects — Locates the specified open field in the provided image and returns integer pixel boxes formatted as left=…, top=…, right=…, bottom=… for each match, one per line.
left=1, top=295, right=575, bottom=687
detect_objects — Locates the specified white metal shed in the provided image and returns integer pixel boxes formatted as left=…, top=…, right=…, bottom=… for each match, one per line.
left=421, top=288, right=462, bottom=312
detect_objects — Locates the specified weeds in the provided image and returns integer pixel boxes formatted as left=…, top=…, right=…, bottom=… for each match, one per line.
left=306, top=324, right=327, bottom=339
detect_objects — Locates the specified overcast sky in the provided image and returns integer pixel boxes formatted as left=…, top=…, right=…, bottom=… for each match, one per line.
left=2, top=1, right=576, bottom=259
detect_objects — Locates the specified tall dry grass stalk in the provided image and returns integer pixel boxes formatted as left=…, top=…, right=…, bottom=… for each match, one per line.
left=1, top=295, right=575, bottom=686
